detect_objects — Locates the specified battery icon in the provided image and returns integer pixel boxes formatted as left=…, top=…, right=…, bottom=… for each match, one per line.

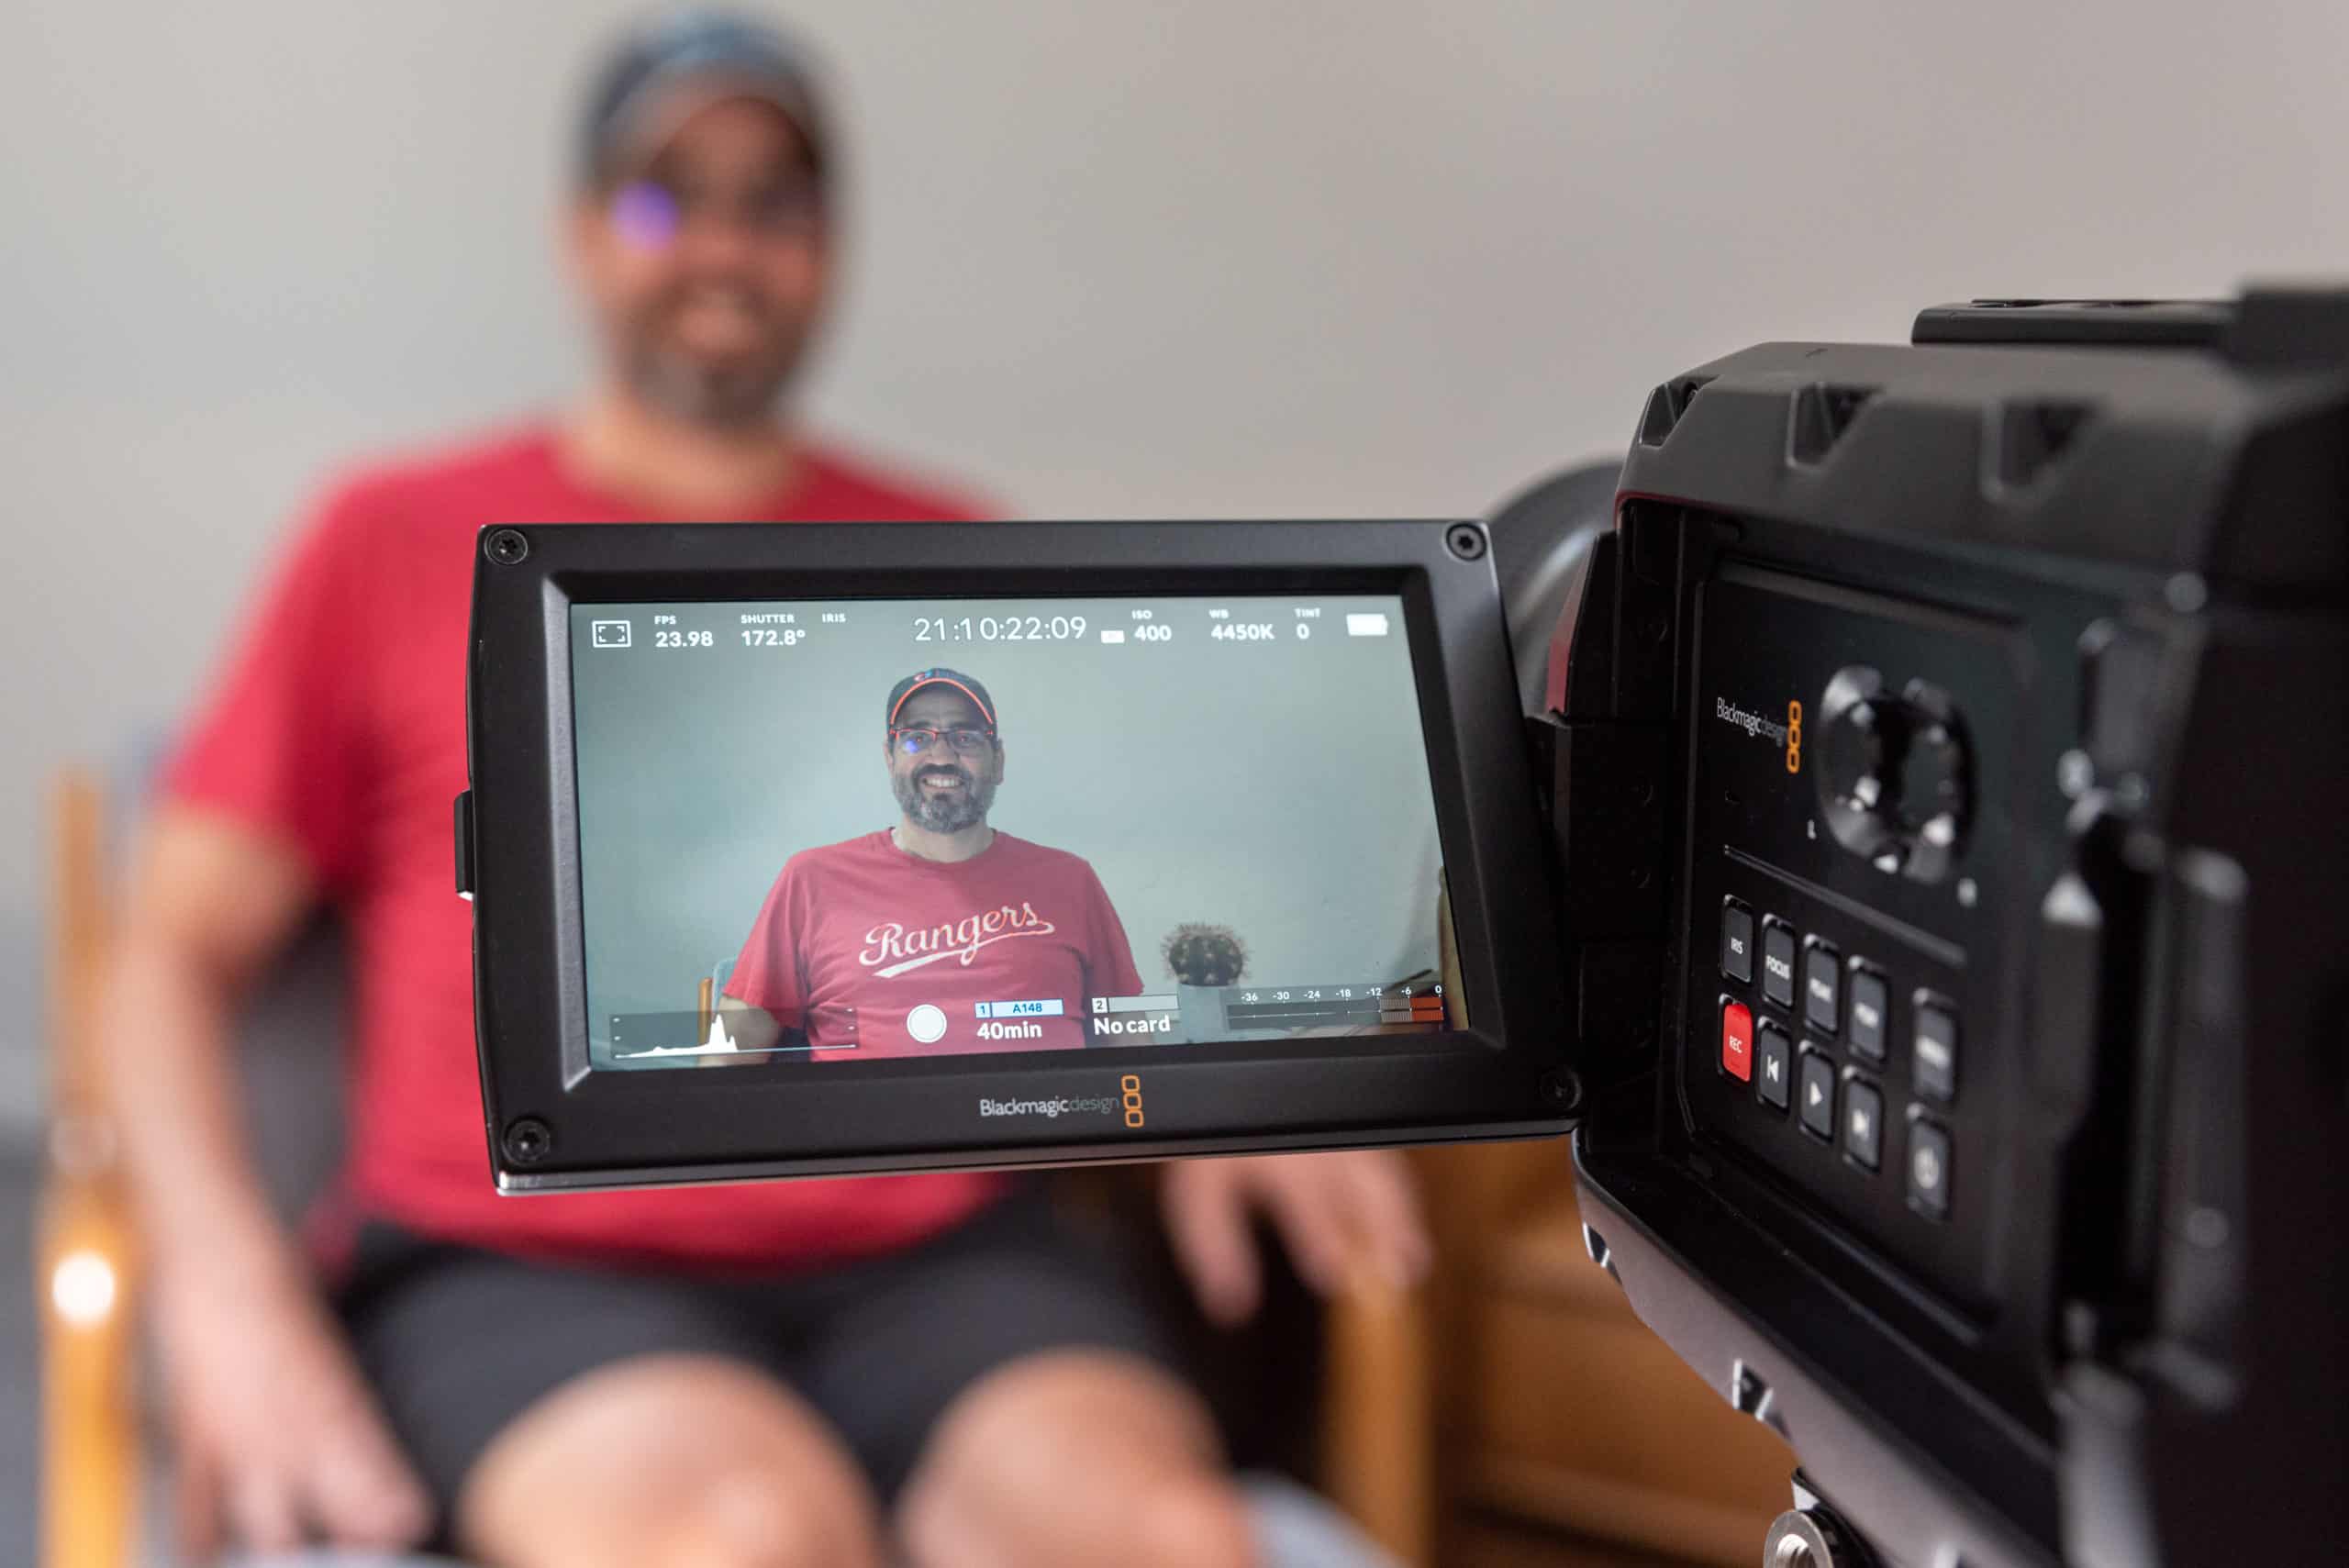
left=1345, top=613, right=1389, bottom=638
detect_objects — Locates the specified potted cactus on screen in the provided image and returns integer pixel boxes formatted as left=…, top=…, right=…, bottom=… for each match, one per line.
left=1161, top=923, right=1247, bottom=1042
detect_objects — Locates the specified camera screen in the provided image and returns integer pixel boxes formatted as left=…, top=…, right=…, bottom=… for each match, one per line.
left=569, top=593, right=1460, bottom=1069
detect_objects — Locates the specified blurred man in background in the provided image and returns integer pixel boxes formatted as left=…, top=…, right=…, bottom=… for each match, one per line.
left=101, top=12, right=1427, bottom=1566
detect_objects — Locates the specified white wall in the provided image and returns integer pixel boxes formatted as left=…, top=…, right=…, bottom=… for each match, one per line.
left=4, top=0, right=2345, bottom=1128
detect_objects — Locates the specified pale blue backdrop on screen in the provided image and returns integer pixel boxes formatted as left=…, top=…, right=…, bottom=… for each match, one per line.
left=569, top=590, right=1444, bottom=1049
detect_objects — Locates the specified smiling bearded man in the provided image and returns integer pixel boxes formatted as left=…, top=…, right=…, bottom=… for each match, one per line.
left=720, top=667, right=1145, bottom=1059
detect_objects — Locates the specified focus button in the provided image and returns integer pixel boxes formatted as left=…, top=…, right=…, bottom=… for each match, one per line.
left=1721, top=999, right=1753, bottom=1083
left=1762, top=920, right=1798, bottom=1010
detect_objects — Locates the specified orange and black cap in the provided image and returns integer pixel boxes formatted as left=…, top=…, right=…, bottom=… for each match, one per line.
left=886, top=668, right=998, bottom=736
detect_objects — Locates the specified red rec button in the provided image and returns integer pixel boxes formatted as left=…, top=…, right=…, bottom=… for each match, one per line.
left=1721, top=999, right=1753, bottom=1082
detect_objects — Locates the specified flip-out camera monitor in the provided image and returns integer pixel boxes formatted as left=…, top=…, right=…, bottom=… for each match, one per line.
left=462, top=520, right=1570, bottom=1191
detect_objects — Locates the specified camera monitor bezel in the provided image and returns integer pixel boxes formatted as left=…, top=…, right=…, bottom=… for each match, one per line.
left=463, top=518, right=1572, bottom=1192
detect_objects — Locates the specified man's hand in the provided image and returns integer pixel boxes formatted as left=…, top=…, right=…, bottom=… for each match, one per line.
left=1160, top=1151, right=1433, bottom=1326
left=103, top=811, right=433, bottom=1556
left=154, top=1257, right=433, bottom=1559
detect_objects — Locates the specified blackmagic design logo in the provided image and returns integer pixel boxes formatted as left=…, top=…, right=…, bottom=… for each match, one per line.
left=1714, top=695, right=1805, bottom=773
left=976, top=1091, right=1120, bottom=1121
left=1714, top=695, right=1788, bottom=745
left=974, top=1073, right=1146, bottom=1129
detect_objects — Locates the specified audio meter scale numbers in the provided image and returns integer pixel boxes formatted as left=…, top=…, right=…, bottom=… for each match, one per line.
left=1223, top=983, right=1446, bottom=1030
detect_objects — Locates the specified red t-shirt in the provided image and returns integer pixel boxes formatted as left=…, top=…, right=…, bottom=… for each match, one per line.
left=725, top=829, right=1144, bottom=1059
left=165, top=425, right=1017, bottom=1270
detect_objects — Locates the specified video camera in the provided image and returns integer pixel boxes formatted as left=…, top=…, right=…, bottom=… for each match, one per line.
left=461, top=285, right=2348, bottom=1565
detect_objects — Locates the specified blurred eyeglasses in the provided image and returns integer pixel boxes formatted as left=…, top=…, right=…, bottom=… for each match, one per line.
left=610, top=175, right=822, bottom=248
left=891, top=727, right=995, bottom=756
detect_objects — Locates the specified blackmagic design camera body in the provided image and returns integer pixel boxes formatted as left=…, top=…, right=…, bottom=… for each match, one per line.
left=464, top=287, right=2347, bottom=1565
left=1554, top=290, right=2346, bottom=1566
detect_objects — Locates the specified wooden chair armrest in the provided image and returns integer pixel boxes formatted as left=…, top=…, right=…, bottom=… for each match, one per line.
left=1319, top=1274, right=1433, bottom=1567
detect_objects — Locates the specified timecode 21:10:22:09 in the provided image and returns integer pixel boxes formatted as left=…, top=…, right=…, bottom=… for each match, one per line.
left=913, top=615, right=1089, bottom=642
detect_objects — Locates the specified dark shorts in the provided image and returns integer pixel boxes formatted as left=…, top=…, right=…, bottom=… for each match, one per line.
left=331, top=1183, right=1178, bottom=1519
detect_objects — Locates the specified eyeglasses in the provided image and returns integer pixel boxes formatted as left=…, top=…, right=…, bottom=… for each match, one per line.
left=609, top=175, right=823, bottom=248
left=891, top=726, right=995, bottom=756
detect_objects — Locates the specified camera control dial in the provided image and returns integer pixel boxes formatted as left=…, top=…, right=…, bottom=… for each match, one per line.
left=1815, top=666, right=1969, bottom=881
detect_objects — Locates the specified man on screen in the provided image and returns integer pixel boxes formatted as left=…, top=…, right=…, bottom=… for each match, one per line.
left=720, top=668, right=1143, bottom=1057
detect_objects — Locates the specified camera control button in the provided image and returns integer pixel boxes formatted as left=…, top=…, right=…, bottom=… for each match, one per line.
left=1909, top=1116, right=1953, bottom=1219
left=1720, top=999, right=1753, bottom=1082
left=453, top=791, right=476, bottom=900
left=1721, top=901, right=1754, bottom=984
left=1915, top=1001, right=1959, bottom=1103
left=1846, top=967, right=1888, bottom=1061
left=1803, top=940, right=1840, bottom=1033
left=1798, top=1051, right=1836, bottom=1140
left=1755, top=1022, right=1791, bottom=1110
left=1761, top=920, right=1798, bottom=1009
left=1842, top=1076, right=1883, bottom=1171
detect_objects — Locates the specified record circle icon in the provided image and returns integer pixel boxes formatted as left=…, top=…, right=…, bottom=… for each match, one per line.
left=906, top=1004, right=949, bottom=1044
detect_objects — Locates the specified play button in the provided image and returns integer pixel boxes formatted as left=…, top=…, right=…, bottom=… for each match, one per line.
left=1798, top=1052, right=1836, bottom=1140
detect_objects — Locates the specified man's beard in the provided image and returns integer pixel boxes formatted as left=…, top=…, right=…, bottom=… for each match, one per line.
left=622, top=342, right=797, bottom=428
left=894, top=762, right=997, bottom=834
left=617, top=292, right=810, bottom=428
